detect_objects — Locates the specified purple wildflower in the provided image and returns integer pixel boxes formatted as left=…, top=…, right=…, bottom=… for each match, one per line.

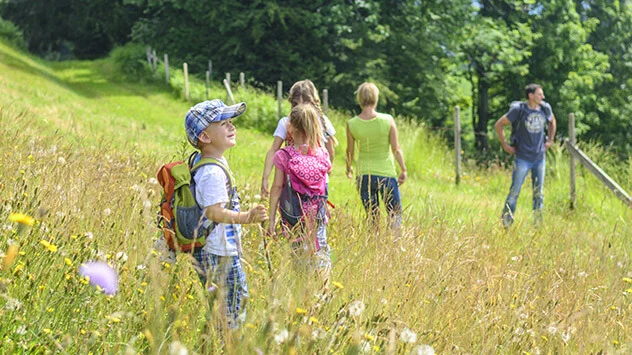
left=79, top=262, right=118, bottom=295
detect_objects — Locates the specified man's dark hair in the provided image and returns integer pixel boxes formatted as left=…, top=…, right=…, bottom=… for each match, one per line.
left=525, top=83, right=542, bottom=99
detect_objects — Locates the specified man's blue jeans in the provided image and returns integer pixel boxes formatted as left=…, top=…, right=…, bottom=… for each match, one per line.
left=502, top=157, right=545, bottom=226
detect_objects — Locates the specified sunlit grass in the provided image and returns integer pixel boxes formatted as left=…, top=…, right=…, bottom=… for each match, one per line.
left=1, top=39, right=632, bottom=353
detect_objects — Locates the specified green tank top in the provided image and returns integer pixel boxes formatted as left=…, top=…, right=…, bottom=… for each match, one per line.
left=347, top=113, right=397, bottom=178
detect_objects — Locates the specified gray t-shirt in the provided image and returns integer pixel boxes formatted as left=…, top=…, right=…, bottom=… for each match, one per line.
left=507, top=101, right=553, bottom=162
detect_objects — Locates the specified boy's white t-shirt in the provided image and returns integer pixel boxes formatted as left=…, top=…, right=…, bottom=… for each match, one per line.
left=273, top=115, right=336, bottom=144
left=193, top=157, right=241, bottom=257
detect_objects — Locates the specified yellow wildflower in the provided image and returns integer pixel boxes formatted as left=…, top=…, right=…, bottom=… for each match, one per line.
left=9, top=213, right=34, bottom=226
left=3, top=244, right=19, bottom=270
left=623, top=277, right=632, bottom=284
left=296, top=307, right=308, bottom=315
left=64, top=258, right=73, bottom=266
left=309, top=317, right=319, bottom=324
left=364, top=333, right=375, bottom=341
left=39, top=240, right=58, bottom=253
left=332, top=281, right=344, bottom=289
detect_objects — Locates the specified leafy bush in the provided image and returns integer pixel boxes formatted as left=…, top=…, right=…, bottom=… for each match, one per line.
left=0, top=17, right=26, bottom=49
left=108, top=43, right=154, bottom=82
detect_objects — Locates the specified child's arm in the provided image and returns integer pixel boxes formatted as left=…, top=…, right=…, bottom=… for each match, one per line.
left=205, top=203, right=268, bottom=225
left=267, top=165, right=285, bottom=236
left=261, top=137, right=284, bottom=197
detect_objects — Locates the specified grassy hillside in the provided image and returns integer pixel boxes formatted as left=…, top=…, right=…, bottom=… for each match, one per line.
left=2, top=39, right=632, bottom=353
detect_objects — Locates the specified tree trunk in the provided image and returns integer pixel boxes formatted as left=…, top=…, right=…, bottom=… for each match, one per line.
left=475, top=78, right=490, bottom=151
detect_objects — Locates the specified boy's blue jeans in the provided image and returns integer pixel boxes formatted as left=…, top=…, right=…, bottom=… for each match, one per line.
left=502, top=157, right=545, bottom=226
left=357, top=174, right=402, bottom=228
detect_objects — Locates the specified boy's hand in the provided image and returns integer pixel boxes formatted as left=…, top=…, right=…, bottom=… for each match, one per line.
left=247, top=204, right=269, bottom=223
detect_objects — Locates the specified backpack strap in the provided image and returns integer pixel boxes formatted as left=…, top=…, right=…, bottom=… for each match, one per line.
left=189, top=153, right=237, bottom=234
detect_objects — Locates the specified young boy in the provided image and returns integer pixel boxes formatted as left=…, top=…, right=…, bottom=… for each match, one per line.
left=184, top=99, right=268, bottom=328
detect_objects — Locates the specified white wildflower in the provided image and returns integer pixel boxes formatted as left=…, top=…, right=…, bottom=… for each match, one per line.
left=15, top=325, right=26, bottom=335
left=168, top=341, right=188, bottom=355
left=103, top=208, right=111, bottom=216
left=5, top=298, right=22, bottom=311
left=400, top=328, right=417, bottom=344
left=359, top=341, right=371, bottom=354
left=312, top=328, right=326, bottom=340
left=274, top=329, right=289, bottom=344
left=143, top=200, right=152, bottom=209
left=561, top=330, right=571, bottom=343
left=547, top=325, right=557, bottom=335
left=578, top=271, right=587, bottom=278
left=514, top=327, right=525, bottom=336
left=381, top=298, right=388, bottom=305
left=115, top=252, right=128, bottom=262
left=511, top=255, right=521, bottom=262
left=148, top=177, right=158, bottom=185
left=57, top=157, right=66, bottom=164
left=348, top=300, right=365, bottom=317
left=131, top=184, right=142, bottom=192
left=411, top=344, right=435, bottom=355
left=2, top=224, right=13, bottom=231
left=49, top=146, right=57, bottom=154
left=136, top=264, right=146, bottom=270
left=253, top=194, right=262, bottom=201
left=85, top=232, right=94, bottom=239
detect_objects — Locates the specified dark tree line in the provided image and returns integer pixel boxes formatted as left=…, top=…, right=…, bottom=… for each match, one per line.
left=2, top=0, right=631, bottom=158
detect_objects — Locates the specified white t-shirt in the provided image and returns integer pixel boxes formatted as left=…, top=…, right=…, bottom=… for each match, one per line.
left=193, top=157, right=241, bottom=257
left=273, top=115, right=336, bottom=144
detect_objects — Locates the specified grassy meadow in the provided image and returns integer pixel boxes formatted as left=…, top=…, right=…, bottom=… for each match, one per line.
left=2, top=39, right=632, bottom=354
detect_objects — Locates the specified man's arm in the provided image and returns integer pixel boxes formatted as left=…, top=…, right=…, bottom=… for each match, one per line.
left=494, top=115, right=516, bottom=155
left=545, top=114, right=557, bottom=150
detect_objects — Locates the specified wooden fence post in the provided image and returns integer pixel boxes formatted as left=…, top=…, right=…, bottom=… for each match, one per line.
left=206, top=71, right=210, bottom=100
left=146, top=47, right=152, bottom=67
left=277, top=81, right=283, bottom=119
left=569, top=113, right=576, bottom=209
left=152, top=50, right=157, bottom=72
left=323, top=89, right=329, bottom=115
left=183, top=63, right=189, bottom=101
left=454, top=106, right=461, bottom=185
left=164, top=54, right=169, bottom=85
left=225, top=73, right=231, bottom=85
left=223, top=79, right=235, bottom=104
left=240, top=72, right=245, bottom=89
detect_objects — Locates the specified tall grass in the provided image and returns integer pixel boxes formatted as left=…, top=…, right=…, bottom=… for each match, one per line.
left=2, top=39, right=632, bottom=353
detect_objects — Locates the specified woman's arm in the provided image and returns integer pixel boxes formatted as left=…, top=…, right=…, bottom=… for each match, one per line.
left=345, top=123, right=355, bottom=179
left=389, top=118, right=407, bottom=185
left=267, top=165, right=285, bottom=235
left=261, top=137, right=284, bottom=197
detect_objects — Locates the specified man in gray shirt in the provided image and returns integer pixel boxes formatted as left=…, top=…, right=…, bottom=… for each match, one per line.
left=494, top=83, right=557, bottom=227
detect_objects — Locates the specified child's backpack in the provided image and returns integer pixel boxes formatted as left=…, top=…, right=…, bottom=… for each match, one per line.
left=157, top=153, right=235, bottom=252
left=278, top=147, right=330, bottom=227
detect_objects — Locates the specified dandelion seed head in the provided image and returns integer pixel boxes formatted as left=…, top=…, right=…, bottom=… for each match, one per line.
left=274, top=329, right=289, bottom=344
left=348, top=300, right=365, bottom=317
left=411, top=344, right=435, bottom=355
left=169, top=341, right=188, bottom=355
left=400, top=327, right=417, bottom=344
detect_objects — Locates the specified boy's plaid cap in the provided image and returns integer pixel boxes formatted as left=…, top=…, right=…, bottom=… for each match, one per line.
left=184, top=99, right=247, bottom=147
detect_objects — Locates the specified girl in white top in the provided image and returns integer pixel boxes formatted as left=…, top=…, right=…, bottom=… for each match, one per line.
left=260, top=79, right=337, bottom=197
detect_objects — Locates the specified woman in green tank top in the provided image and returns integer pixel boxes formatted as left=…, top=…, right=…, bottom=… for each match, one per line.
left=345, top=82, right=407, bottom=229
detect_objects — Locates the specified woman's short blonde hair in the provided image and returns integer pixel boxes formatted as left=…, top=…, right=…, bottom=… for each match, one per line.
left=356, top=82, right=379, bottom=108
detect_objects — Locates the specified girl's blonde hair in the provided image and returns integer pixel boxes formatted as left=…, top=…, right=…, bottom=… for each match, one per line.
left=290, top=104, right=324, bottom=150
left=356, top=82, right=379, bottom=108
left=288, top=79, right=323, bottom=116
